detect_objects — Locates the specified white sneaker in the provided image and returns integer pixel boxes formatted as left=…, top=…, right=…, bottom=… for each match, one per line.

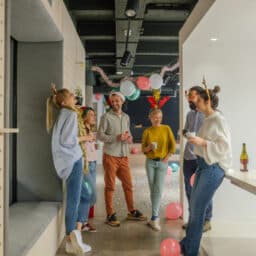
left=65, top=241, right=92, bottom=254
left=70, top=230, right=92, bottom=255
left=147, top=218, right=161, bottom=231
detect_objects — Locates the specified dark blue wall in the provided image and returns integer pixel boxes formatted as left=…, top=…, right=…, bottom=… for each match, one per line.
left=124, top=95, right=179, bottom=139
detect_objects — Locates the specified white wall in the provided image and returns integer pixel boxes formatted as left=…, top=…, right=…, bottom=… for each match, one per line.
left=181, top=0, right=256, bottom=235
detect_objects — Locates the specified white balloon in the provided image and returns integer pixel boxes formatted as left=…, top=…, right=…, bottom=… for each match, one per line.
left=149, top=73, right=163, bottom=89
left=120, top=80, right=136, bottom=97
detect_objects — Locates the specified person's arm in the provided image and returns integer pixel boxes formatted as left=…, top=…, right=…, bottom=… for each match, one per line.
left=97, top=115, right=116, bottom=143
left=162, top=126, right=176, bottom=163
left=60, top=112, right=79, bottom=148
left=141, top=130, right=153, bottom=153
left=182, top=112, right=190, bottom=137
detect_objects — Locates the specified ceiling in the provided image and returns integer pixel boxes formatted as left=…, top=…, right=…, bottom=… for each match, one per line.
left=64, top=0, right=198, bottom=93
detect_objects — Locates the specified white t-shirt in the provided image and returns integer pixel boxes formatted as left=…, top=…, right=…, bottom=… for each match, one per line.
left=194, top=111, right=232, bottom=171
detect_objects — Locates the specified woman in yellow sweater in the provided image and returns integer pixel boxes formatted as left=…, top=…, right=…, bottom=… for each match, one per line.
left=142, top=108, right=176, bottom=231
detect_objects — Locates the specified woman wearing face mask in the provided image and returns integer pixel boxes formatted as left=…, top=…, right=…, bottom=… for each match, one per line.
left=182, top=87, right=212, bottom=232
left=142, top=108, right=176, bottom=231
left=180, top=86, right=232, bottom=256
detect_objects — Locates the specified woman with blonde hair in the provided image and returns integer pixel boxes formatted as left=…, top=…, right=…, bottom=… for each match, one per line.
left=142, top=108, right=176, bottom=231
left=46, top=86, right=91, bottom=255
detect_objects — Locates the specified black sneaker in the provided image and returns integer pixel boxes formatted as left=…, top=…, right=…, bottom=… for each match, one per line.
left=106, top=213, right=120, bottom=227
left=127, top=209, right=147, bottom=221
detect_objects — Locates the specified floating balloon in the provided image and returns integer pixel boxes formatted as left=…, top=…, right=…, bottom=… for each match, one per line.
left=130, top=146, right=139, bottom=154
left=136, top=76, right=150, bottom=90
left=120, top=80, right=136, bottom=97
left=190, top=173, right=195, bottom=187
left=166, top=202, right=183, bottom=220
left=94, top=93, right=102, bottom=100
left=127, top=88, right=140, bottom=101
left=170, top=163, right=179, bottom=173
left=160, top=238, right=181, bottom=256
left=167, top=166, right=172, bottom=175
left=149, top=73, right=163, bottom=89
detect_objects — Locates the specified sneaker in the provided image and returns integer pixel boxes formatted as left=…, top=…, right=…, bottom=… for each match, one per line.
left=203, top=220, right=211, bottom=232
left=106, top=213, right=120, bottom=227
left=127, top=209, right=147, bottom=221
left=65, top=241, right=92, bottom=254
left=70, top=230, right=91, bottom=255
left=147, top=218, right=161, bottom=231
left=81, top=222, right=97, bottom=232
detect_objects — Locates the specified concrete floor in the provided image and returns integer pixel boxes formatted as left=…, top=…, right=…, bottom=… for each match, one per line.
left=56, top=149, right=256, bottom=256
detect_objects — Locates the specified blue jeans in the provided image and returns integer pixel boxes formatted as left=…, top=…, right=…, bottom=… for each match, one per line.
left=65, top=158, right=89, bottom=235
left=83, top=161, right=97, bottom=222
left=183, top=159, right=212, bottom=221
left=180, top=157, right=225, bottom=256
left=146, top=158, right=168, bottom=217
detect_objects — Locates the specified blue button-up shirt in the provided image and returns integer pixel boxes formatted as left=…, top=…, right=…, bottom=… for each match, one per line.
left=183, top=110, right=204, bottom=160
left=51, top=108, right=82, bottom=180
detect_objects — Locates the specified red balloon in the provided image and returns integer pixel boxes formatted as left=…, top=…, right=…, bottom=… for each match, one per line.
left=136, top=76, right=150, bottom=90
left=160, top=238, right=181, bottom=256
left=166, top=202, right=183, bottom=220
left=190, top=173, right=195, bottom=187
left=95, top=93, right=102, bottom=100
left=167, top=166, right=172, bottom=175
left=130, top=146, right=139, bottom=154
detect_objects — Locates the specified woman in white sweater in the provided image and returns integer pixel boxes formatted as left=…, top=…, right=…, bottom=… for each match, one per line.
left=180, top=86, right=232, bottom=256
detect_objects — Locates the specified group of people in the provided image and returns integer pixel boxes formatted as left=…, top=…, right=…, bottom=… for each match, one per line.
left=46, top=83, right=232, bottom=256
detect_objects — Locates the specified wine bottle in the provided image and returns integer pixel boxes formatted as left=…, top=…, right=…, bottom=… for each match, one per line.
left=240, top=143, right=248, bottom=172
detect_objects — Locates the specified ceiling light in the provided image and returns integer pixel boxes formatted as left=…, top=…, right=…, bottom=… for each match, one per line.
left=210, top=38, right=218, bottom=41
left=120, top=50, right=132, bottom=67
left=125, top=0, right=139, bottom=18
left=116, top=71, right=123, bottom=75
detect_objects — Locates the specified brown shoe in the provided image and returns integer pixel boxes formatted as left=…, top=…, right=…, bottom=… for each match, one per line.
left=182, top=222, right=188, bottom=229
left=81, top=222, right=97, bottom=232
left=106, top=213, right=120, bottom=227
left=127, top=209, right=147, bottom=221
left=203, top=220, right=211, bottom=232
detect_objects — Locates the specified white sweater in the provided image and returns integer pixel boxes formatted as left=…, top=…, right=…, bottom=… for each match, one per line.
left=194, top=111, right=232, bottom=171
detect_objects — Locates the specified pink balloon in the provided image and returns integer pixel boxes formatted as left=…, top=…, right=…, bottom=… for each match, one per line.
left=95, top=93, right=102, bottom=100
left=130, top=146, right=139, bottom=154
left=190, top=173, right=195, bottom=187
left=160, top=238, right=181, bottom=256
left=166, top=203, right=183, bottom=220
left=167, top=166, right=172, bottom=175
left=136, top=76, right=150, bottom=90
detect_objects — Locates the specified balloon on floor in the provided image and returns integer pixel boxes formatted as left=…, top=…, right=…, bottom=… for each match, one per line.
left=170, top=162, right=179, bottom=172
left=167, top=166, right=172, bottom=175
left=166, top=202, right=183, bottom=220
left=130, top=146, right=139, bottom=154
left=190, top=173, right=195, bottom=187
left=160, top=238, right=181, bottom=256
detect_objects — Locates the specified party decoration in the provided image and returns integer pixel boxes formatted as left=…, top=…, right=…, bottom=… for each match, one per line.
left=160, top=238, right=181, bottom=256
left=120, top=80, right=136, bottom=97
left=130, top=146, right=139, bottom=154
left=136, top=76, right=150, bottom=90
left=95, top=93, right=102, bottom=101
left=160, top=61, right=179, bottom=77
left=127, top=88, right=141, bottom=101
left=159, top=96, right=171, bottom=108
left=149, top=73, right=163, bottom=89
left=170, top=163, right=179, bottom=173
left=190, top=173, right=195, bottom=187
left=166, top=202, right=183, bottom=220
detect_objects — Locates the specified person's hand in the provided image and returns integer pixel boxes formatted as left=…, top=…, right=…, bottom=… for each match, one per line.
left=162, top=153, right=172, bottom=163
left=188, top=136, right=207, bottom=147
left=126, top=135, right=133, bottom=144
left=117, top=133, right=127, bottom=141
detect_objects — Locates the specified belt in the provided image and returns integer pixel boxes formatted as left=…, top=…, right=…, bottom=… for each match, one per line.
left=150, top=157, right=161, bottom=161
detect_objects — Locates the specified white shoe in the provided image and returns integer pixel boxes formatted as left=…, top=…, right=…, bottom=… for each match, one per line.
left=70, top=230, right=92, bottom=255
left=148, top=218, right=161, bottom=231
left=65, top=241, right=92, bottom=254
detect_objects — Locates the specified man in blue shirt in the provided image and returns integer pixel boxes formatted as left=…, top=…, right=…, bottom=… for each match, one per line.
left=182, top=86, right=212, bottom=232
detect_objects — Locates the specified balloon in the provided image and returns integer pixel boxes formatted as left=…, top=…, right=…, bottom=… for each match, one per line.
left=166, top=202, right=183, bottom=220
left=160, top=238, right=181, bottom=256
left=120, top=80, right=136, bottom=97
left=95, top=93, right=102, bottom=100
left=136, top=76, right=150, bottom=90
left=112, top=87, right=120, bottom=92
left=127, top=88, right=140, bottom=101
left=170, top=163, right=179, bottom=173
left=167, top=166, right=172, bottom=175
left=149, top=73, right=163, bottom=89
left=190, top=173, right=195, bottom=187
left=130, top=146, right=139, bottom=154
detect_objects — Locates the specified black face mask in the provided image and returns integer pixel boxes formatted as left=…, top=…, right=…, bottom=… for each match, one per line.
left=189, top=102, right=197, bottom=110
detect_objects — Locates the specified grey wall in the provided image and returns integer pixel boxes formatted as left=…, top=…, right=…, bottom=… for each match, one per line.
left=17, top=42, right=63, bottom=201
